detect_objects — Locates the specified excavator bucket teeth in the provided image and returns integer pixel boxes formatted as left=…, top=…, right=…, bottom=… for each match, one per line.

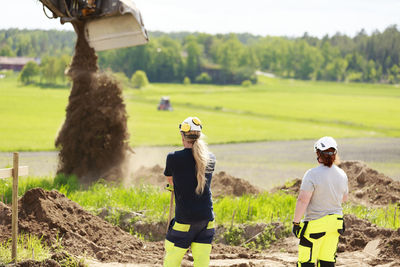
left=39, top=0, right=149, bottom=51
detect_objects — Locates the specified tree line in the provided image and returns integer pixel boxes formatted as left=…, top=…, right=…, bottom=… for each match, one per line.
left=1, top=25, right=399, bottom=85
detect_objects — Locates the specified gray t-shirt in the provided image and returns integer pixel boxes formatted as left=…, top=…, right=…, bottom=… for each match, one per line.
left=300, top=164, right=348, bottom=221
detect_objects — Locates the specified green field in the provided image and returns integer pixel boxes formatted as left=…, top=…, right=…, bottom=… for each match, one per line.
left=0, top=74, right=399, bottom=151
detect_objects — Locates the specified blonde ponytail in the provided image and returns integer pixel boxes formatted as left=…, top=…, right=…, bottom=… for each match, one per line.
left=184, top=131, right=210, bottom=195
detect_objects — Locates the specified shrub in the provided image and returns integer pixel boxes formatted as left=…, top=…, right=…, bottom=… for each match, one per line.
left=241, top=80, right=252, bottom=87
left=131, top=70, right=149, bottom=89
left=346, top=72, right=363, bottom=82
left=195, top=72, right=212, bottom=84
left=19, top=61, right=39, bottom=84
left=183, top=76, right=191, bottom=85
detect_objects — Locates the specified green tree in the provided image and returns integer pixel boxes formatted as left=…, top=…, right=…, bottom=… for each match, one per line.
left=56, top=54, right=71, bottom=83
left=363, top=60, right=377, bottom=82
left=0, top=45, right=15, bottom=56
left=389, top=64, right=400, bottom=83
left=40, top=56, right=58, bottom=84
left=185, top=37, right=202, bottom=80
left=19, top=61, right=39, bottom=84
left=323, top=58, right=348, bottom=81
left=131, top=70, right=149, bottom=89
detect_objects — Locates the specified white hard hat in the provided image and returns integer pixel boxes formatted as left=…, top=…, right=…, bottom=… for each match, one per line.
left=179, top=117, right=202, bottom=132
left=314, top=136, right=338, bottom=152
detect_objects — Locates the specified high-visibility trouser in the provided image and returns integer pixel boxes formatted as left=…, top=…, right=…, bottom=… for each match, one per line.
left=164, top=219, right=215, bottom=267
left=297, top=214, right=344, bottom=267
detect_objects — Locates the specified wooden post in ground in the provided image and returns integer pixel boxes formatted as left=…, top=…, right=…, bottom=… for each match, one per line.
left=0, top=152, right=29, bottom=264
left=166, top=192, right=174, bottom=233
left=12, top=152, right=19, bottom=263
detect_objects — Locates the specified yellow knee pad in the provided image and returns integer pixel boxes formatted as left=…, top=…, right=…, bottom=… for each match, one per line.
left=164, top=240, right=188, bottom=267
left=191, top=242, right=212, bottom=267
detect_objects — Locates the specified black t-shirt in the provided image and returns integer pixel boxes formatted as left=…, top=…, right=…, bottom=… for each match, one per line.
left=164, top=148, right=216, bottom=224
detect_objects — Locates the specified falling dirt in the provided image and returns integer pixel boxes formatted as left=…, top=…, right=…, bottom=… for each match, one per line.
left=55, top=21, right=131, bottom=183
left=273, top=161, right=400, bottom=207
left=131, top=165, right=261, bottom=198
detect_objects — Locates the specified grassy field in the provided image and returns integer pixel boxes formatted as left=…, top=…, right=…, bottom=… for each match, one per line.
left=0, top=74, right=399, bottom=151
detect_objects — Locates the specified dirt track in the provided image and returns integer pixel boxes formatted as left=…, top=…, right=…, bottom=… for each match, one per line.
left=1, top=137, right=399, bottom=189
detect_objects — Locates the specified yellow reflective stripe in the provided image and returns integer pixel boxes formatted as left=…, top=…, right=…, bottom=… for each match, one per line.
left=207, top=220, right=215, bottom=229
left=172, top=222, right=190, bottom=232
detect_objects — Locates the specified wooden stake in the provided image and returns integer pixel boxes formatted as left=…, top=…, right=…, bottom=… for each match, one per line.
left=166, top=191, right=174, bottom=234
left=12, top=152, right=19, bottom=263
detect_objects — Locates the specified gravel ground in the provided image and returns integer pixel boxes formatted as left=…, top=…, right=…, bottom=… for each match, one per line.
left=1, top=137, right=399, bottom=189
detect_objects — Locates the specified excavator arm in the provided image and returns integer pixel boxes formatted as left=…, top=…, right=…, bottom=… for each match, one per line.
left=39, top=0, right=149, bottom=51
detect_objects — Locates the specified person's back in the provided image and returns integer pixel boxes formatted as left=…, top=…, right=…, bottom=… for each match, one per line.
left=165, top=148, right=215, bottom=223
left=163, top=116, right=216, bottom=267
left=302, top=164, right=348, bottom=221
left=292, top=136, right=348, bottom=267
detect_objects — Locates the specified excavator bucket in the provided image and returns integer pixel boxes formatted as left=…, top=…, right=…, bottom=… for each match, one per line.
left=39, top=0, right=149, bottom=51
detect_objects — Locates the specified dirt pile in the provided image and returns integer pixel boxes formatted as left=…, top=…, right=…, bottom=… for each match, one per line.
left=132, top=165, right=166, bottom=187
left=0, top=188, right=162, bottom=264
left=339, top=214, right=400, bottom=262
left=212, top=171, right=261, bottom=197
left=338, top=161, right=400, bottom=206
left=272, top=178, right=301, bottom=195
left=55, top=21, right=131, bottom=183
left=132, top=165, right=261, bottom=197
left=273, top=161, right=400, bottom=206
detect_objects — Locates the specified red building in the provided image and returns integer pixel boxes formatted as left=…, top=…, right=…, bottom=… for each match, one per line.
left=0, top=57, right=40, bottom=71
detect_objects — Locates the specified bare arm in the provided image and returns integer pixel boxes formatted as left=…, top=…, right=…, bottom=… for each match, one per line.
left=166, top=176, right=173, bottom=186
left=342, top=193, right=348, bottom=203
left=293, top=190, right=313, bottom=223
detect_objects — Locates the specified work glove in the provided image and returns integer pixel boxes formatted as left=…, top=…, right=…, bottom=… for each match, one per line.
left=165, top=183, right=174, bottom=192
left=292, top=222, right=301, bottom=238
left=338, top=220, right=345, bottom=235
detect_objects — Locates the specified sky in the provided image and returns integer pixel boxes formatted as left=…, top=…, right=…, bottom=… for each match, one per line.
left=0, top=0, right=399, bottom=38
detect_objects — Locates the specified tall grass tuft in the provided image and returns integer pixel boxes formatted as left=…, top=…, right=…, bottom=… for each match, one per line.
left=0, top=233, right=51, bottom=263
left=214, top=192, right=296, bottom=225
left=343, top=203, right=400, bottom=229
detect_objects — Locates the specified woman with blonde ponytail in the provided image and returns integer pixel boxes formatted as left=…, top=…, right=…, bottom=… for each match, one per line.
left=163, top=117, right=216, bottom=267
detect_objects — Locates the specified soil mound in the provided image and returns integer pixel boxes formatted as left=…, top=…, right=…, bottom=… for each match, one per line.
left=132, top=165, right=261, bottom=197
left=212, top=171, right=261, bottom=198
left=339, top=214, right=400, bottom=262
left=273, top=161, right=400, bottom=206
left=55, top=21, right=131, bottom=183
left=272, top=178, right=301, bottom=195
left=132, top=164, right=165, bottom=187
left=338, top=161, right=400, bottom=206
left=0, top=188, right=162, bottom=264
